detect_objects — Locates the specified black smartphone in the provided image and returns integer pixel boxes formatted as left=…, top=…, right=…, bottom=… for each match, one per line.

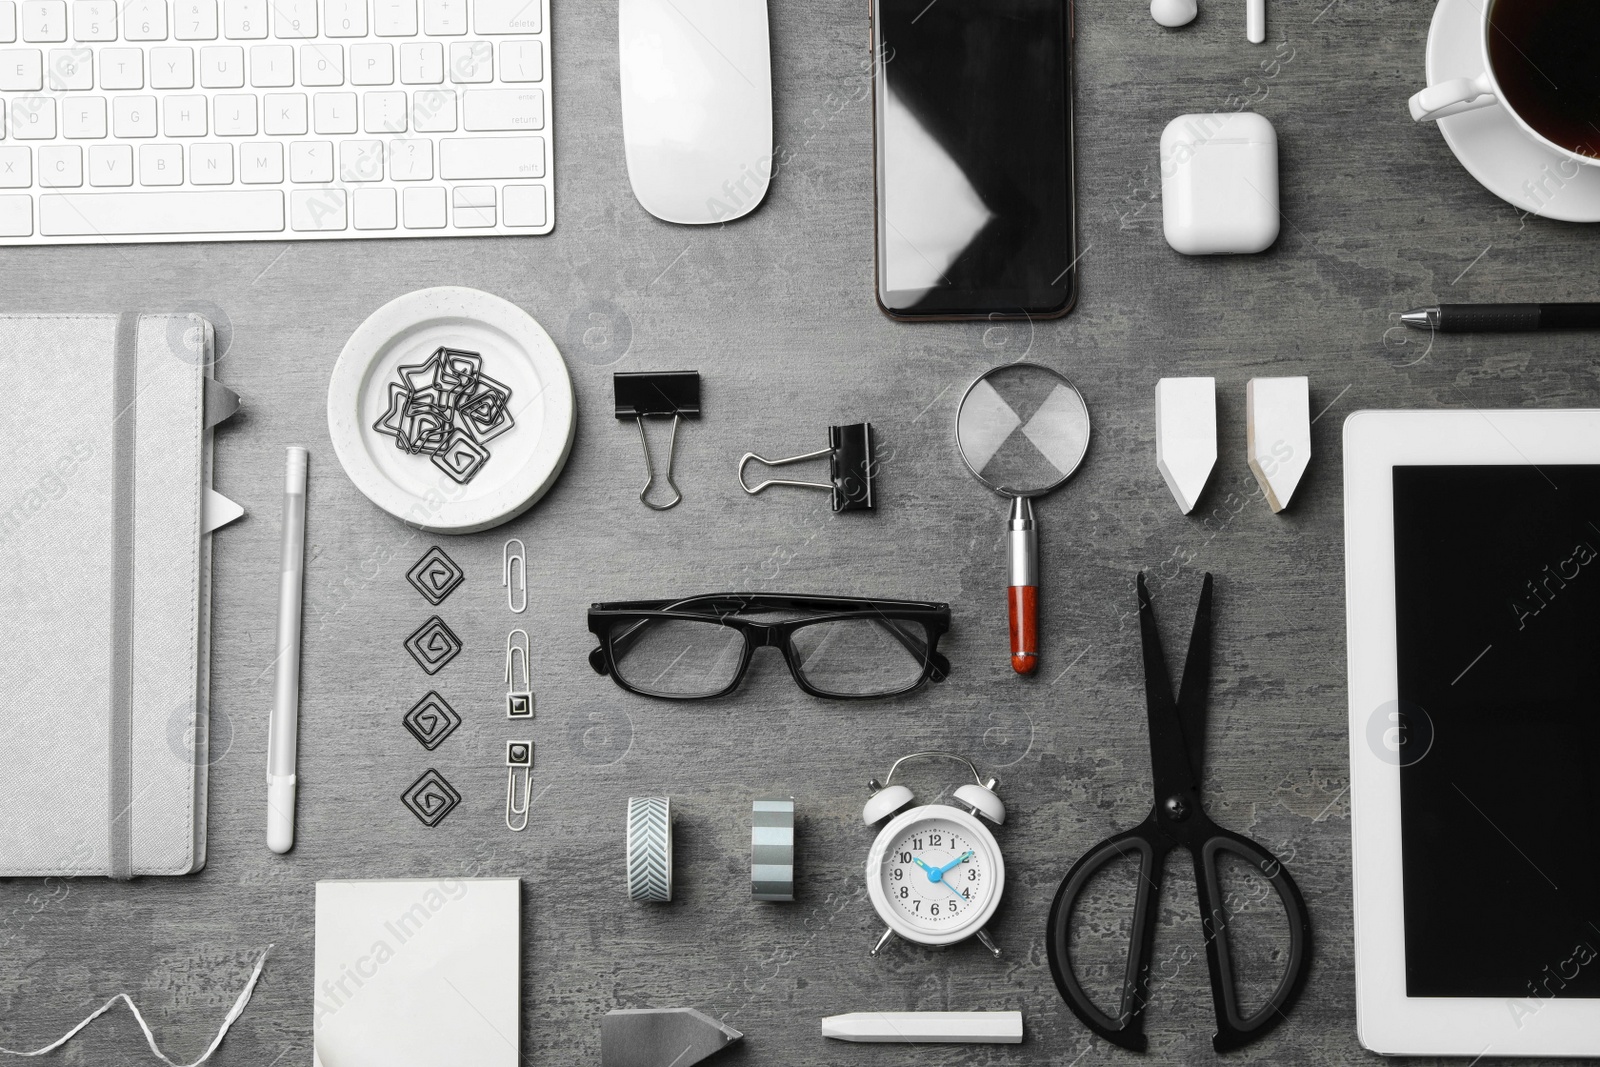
left=870, top=0, right=1077, bottom=320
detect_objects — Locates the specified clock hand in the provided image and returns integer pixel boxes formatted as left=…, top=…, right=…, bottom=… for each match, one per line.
left=943, top=880, right=967, bottom=902
left=937, top=850, right=974, bottom=875
left=911, top=857, right=935, bottom=874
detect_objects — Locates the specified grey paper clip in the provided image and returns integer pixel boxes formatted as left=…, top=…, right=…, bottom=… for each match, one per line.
left=614, top=371, right=701, bottom=511
left=505, top=740, right=533, bottom=832
left=601, top=1009, right=743, bottom=1067
left=506, top=629, right=533, bottom=718
left=503, top=538, right=526, bottom=613
left=738, top=422, right=876, bottom=512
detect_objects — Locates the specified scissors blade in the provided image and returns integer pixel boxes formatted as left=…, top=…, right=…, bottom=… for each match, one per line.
left=1137, top=573, right=1203, bottom=802
left=1174, top=573, right=1213, bottom=780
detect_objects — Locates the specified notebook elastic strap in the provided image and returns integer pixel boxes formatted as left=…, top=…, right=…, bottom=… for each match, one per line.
left=107, top=312, right=139, bottom=882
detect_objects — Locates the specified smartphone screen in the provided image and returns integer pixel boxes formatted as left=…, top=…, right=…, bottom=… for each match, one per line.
left=872, top=0, right=1076, bottom=319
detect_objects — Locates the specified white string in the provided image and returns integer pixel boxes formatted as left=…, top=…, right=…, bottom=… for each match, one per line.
left=0, top=945, right=272, bottom=1066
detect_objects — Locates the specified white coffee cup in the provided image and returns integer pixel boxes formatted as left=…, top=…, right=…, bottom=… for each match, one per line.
left=1407, top=3, right=1600, bottom=167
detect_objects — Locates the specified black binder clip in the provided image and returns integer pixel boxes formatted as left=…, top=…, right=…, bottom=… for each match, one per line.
left=615, top=371, right=701, bottom=511
left=738, top=422, right=876, bottom=513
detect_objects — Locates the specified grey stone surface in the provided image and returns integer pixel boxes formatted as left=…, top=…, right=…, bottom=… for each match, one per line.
left=2, top=0, right=1599, bottom=1063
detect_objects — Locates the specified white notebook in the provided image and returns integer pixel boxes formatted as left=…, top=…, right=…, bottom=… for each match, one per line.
left=314, top=878, right=521, bottom=1067
left=0, top=314, right=241, bottom=878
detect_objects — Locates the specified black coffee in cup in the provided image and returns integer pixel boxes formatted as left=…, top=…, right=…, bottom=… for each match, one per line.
left=1488, top=0, right=1600, bottom=158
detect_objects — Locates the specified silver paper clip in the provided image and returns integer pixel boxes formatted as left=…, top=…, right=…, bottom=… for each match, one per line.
left=503, top=538, right=527, bottom=613
left=506, top=628, right=533, bottom=718
left=505, top=740, right=533, bottom=832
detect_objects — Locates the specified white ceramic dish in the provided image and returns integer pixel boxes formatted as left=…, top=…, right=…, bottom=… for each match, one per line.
left=327, top=287, right=576, bottom=534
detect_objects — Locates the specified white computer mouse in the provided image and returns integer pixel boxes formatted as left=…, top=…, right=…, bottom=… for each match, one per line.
left=1151, top=0, right=1198, bottom=26
left=618, top=0, right=773, bottom=225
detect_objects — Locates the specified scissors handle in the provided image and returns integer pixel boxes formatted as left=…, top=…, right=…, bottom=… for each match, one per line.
left=1192, top=827, right=1313, bottom=1053
left=1045, top=826, right=1167, bottom=1052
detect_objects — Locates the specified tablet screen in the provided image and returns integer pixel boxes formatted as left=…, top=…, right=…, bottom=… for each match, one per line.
left=1394, top=464, right=1600, bottom=998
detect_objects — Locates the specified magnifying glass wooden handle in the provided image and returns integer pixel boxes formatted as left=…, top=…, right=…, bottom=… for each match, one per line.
left=1008, top=497, right=1039, bottom=674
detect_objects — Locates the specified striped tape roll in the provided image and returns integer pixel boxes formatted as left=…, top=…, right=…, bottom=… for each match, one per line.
left=751, top=797, right=795, bottom=902
left=626, top=796, right=673, bottom=902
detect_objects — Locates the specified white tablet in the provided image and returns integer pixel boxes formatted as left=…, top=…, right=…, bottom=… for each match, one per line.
left=1345, top=409, right=1600, bottom=1058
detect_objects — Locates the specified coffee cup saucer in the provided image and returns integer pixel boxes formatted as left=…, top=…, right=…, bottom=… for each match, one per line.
left=1426, top=0, right=1600, bottom=222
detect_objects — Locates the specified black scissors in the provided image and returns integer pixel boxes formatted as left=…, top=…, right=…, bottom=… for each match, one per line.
left=1046, top=573, right=1312, bottom=1053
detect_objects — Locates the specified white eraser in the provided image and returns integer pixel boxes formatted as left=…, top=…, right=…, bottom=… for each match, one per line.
left=1246, top=376, right=1310, bottom=512
left=1161, top=112, right=1279, bottom=255
left=1156, top=377, right=1217, bottom=514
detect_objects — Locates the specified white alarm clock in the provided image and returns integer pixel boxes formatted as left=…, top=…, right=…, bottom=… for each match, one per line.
left=863, top=752, right=1006, bottom=958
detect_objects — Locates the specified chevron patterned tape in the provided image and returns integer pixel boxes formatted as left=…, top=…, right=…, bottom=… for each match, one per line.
left=751, top=797, right=795, bottom=902
left=626, top=796, right=673, bottom=902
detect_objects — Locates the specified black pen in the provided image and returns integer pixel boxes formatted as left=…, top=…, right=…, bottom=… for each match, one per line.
left=1401, top=302, right=1600, bottom=332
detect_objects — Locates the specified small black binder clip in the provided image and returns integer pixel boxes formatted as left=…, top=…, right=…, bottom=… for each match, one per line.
left=738, top=422, right=876, bottom=513
left=615, top=370, right=701, bottom=511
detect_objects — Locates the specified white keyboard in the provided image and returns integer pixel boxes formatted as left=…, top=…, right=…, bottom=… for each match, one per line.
left=0, top=0, right=550, bottom=244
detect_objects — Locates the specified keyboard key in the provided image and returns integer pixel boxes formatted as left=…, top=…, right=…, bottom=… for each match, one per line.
left=222, top=0, right=264, bottom=36
left=0, top=193, right=31, bottom=234
left=289, top=185, right=343, bottom=229
left=472, top=0, right=535, bottom=33
left=189, top=140, right=230, bottom=182
left=438, top=134, right=537, bottom=179
left=213, top=92, right=254, bottom=133
left=200, top=43, right=242, bottom=85
left=123, top=0, right=167, bottom=40
left=262, top=90, right=304, bottom=133
left=163, top=93, right=205, bottom=134
left=173, top=0, right=215, bottom=38
left=0, top=47, right=42, bottom=89
left=311, top=90, right=354, bottom=132
left=60, top=93, right=104, bottom=135
left=348, top=40, right=389, bottom=83
left=386, top=135, right=428, bottom=178
left=410, top=87, right=452, bottom=131
left=497, top=38, right=537, bottom=82
left=38, top=142, right=78, bottom=184
left=287, top=137, right=328, bottom=179
left=112, top=95, right=156, bottom=136
left=371, top=0, right=411, bottom=34
left=99, top=47, right=141, bottom=88
left=422, top=0, right=464, bottom=35
left=270, top=0, right=314, bottom=36
left=248, top=42, right=291, bottom=84
left=138, top=141, right=181, bottom=181
left=446, top=38, right=486, bottom=82
left=352, top=185, right=393, bottom=228
left=45, top=44, right=89, bottom=87
left=0, top=145, right=30, bottom=186
left=149, top=44, right=193, bottom=87
left=238, top=138, right=280, bottom=180
left=87, top=142, right=130, bottom=183
left=299, top=41, right=340, bottom=84
left=401, top=183, right=441, bottom=226
left=71, top=0, right=114, bottom=40
left=0, top=2, right=14, bottom=42
left=462, top=87, right=538, bottom=131
left=21, top=1, right=64, bottom=41
left=397, top=40, right=438, bottom=82
left=323, top=0, right=362, bottom=35
left=10, top=96, right=54, bottom=137
left=362, top=89, right=403, bottom=131
left=338, top=136, right=378, bottom=179
left=39, top=188, right=284, bottom=233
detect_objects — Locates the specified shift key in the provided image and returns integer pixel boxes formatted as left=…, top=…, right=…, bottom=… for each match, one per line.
left=463, top=88, right=542, bottom=131
left=439, top=135, right=542, bottom=179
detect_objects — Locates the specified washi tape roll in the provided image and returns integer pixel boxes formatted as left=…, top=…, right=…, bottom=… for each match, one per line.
left=626, top=796, right=672, bottom=902
left=751, top=796, right=795, bottom=902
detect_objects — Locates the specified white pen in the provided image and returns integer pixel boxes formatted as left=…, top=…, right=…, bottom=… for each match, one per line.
left=821, top=1011, right=1023, bottom=1044
left=267, top=447, right=308, bottom=854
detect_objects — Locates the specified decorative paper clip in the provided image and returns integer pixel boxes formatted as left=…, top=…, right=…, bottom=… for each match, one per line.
left=506, top=628, right=533, bottom=718
left=503, top=538, right=526, bottom=613
left=614, top=370, right=701, bottom=511
left=738, top=422, right=876, bottom=512
left=505, top=740, right=533, bottom=832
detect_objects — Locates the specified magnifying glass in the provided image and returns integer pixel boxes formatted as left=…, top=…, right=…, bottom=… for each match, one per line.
left=955, top=362, right=1091, bottom=675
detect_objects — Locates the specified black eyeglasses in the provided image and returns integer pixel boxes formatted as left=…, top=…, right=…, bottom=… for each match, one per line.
left=587, top=593, right=951, bottom=700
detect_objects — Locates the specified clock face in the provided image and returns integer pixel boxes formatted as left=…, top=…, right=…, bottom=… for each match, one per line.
left=867, top=805, right=1004, bottom=946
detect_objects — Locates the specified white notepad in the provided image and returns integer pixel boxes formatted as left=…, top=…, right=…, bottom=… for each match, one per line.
left=0, top=313, right=240, bottom=878
left=314, top=878, right=521, bottom=1067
